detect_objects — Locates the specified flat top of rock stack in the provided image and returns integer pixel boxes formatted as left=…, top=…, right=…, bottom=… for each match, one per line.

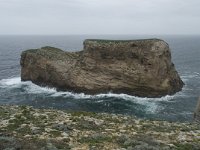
left=83, top=39, right=167, bottom=47
left=84, top=38, right=164, bottom=42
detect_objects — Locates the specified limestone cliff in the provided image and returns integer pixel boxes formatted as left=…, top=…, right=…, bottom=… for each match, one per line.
left=21, top=39, right=184, bottom=97
left=194, top=97, right=200, bottom=122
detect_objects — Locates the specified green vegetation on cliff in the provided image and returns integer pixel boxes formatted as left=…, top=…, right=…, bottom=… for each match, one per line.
left=0, top=105, right=200, bottom=150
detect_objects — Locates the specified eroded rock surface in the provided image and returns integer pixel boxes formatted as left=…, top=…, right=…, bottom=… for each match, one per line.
left=21, top=39, right=184, bottom=97
left=194, top=97, right=200, bottom=122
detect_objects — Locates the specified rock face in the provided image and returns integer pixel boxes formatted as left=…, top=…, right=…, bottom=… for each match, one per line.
left=194, top=97, right=200, bottom=122
left=21, top=39, right=184, bottom=97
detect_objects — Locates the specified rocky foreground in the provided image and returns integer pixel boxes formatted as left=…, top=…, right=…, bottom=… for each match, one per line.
left=21, top=39, right=183, bottom=98
left=0, top=105, right=200, bottom=150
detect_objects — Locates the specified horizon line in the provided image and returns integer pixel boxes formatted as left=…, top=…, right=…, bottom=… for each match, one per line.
left=0, top=34, right=200, bottom=36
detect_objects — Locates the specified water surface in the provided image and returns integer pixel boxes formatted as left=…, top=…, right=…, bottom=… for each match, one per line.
left=0, top=35, right=199, bottom=122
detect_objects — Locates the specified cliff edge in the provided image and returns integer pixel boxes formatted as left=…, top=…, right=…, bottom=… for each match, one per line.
left=21, top=39, right=184, bottom=97
left=1, top=105, right=200, bottom=149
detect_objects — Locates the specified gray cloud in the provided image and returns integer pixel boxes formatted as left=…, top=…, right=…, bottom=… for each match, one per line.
left=0, top=0, right=199, bottom=35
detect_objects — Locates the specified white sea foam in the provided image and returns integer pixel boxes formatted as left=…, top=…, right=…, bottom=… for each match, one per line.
left=0, top=77, right=56, bottom=94
left=0, top=77, right=178, bottom=101
left=25, top=83, right=57, bottom=94
left=0, top=77, right=21, bottom=86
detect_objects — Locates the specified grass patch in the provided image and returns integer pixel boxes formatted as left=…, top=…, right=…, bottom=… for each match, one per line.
left=70, top=111, right=97, bottom=117
left=49, top=130, right=62, bottom=137
left=0, top=109, right=10, bottom=119
left=174, top=143, right=196, bottom=150
left=79, top=134, right=113, bottom=145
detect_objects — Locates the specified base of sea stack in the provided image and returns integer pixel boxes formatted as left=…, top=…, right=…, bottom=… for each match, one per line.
left=21, top=39, right=184, bottom=98
left=1, top=105, right=200, bottom=150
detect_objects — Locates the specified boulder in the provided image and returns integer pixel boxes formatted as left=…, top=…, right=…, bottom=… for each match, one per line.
left=20, top=39, right=184, bottom=97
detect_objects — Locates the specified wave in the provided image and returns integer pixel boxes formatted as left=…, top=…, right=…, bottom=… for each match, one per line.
left=0, top=77, right=176, bottom=101
left=0, top=77, right=21, bottom=86
left=0, top=76, right=190, bottom=114
left=181, top=71, right=200, bottom=82
left=0, top=77, right=57, bottom=94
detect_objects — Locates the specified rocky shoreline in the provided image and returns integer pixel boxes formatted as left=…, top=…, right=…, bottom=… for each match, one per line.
left=0, top=105, right=200, bottom=150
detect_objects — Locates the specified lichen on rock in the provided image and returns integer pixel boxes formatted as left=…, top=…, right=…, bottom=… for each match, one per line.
left=21, top=39, right=184, bottom=97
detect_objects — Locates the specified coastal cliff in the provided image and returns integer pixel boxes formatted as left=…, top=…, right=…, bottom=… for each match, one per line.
left=0, top=105, right=200, bottom=150
left=194, top=97, right=200, bottom=122
left=20, top=39, right=184, bottom=97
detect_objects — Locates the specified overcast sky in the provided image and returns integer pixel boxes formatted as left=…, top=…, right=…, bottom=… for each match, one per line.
left=0, top=0, right=199, bottom=35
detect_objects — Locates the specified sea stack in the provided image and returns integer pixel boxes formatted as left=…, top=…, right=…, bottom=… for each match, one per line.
left=20, top=39, right=184, bottom=97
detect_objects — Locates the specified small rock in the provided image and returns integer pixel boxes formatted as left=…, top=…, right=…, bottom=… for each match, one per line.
left=31, top=127, right=41, bottom=134
left=52, top=123, right=71, bottom=132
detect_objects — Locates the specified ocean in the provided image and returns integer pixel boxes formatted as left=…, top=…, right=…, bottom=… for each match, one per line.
left=0, top=35, right=199, bottom=122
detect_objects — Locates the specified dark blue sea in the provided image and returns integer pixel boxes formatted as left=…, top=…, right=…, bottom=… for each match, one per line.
left=0, top=35, right=199, bottom=122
